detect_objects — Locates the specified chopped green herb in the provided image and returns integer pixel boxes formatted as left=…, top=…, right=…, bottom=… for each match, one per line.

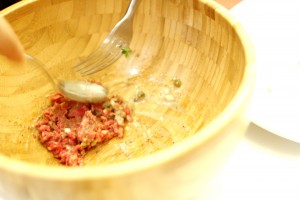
left=102, top=101, right=111, bottom=109
left=91, top=139, right=98, bottom=147
left=80, top=142, right=87, bottom=148
left=120, top=46, right=132, bottom=57
left=61, top=132, right=67, bottom=139
left=134, top=91, right=145, bottom=102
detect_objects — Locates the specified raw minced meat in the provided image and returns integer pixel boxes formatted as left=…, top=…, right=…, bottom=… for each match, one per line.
left=34, top=93, right=132, bottom=166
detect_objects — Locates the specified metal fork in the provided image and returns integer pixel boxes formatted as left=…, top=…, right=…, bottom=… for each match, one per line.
left=74, top=0, right=141, bottom=76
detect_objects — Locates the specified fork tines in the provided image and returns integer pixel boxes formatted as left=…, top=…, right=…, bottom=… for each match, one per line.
left=74, top=37, right=126, bottom=76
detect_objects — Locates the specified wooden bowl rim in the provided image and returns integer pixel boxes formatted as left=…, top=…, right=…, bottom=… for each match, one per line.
left=0, top=0, right=255, bottom=180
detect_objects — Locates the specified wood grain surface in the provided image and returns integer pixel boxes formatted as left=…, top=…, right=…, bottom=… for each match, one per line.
left=0, top=0, right=255, bottom=200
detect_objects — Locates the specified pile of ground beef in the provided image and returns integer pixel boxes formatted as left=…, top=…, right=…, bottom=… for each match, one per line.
left=34, top=93, right=132, bottom=166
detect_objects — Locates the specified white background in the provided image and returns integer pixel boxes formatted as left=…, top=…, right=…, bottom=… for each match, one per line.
left=194, top=0, right=300, bottom=199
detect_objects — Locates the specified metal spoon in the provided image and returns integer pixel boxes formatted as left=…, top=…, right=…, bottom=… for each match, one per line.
left=58, top=80, right=107, bottom=103
left=26, top=54, right=107, bottom=103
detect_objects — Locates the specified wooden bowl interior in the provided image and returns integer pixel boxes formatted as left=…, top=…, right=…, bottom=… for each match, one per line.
left=0, top=0, right=246, bottom=166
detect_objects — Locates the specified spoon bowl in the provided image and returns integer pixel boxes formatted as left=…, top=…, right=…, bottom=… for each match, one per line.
left=58, top=81, right=107, bottom=103
left=26, top=54, right=107, bottom=103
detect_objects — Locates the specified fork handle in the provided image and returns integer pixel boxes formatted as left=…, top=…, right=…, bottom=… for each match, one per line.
left=121, top=0, right=142, bottom=22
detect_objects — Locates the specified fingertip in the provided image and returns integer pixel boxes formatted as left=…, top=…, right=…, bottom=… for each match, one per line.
left=0, top=16, right=25, bottom=63
left=9, top=51, right=25, bottom=63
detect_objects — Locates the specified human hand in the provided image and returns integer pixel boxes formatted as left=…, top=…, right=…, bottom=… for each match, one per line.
left=0, top=16, right=24, bottom=62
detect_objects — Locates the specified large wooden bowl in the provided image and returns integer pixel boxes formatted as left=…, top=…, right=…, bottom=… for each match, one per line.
left=0, top=0, right=255, bottom=199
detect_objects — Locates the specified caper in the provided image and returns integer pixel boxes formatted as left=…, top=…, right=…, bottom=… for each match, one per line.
left=173, top=78, right=182, bottom=87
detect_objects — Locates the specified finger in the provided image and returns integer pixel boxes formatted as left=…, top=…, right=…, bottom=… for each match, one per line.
left=0, top=16, right=25, bottom=62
